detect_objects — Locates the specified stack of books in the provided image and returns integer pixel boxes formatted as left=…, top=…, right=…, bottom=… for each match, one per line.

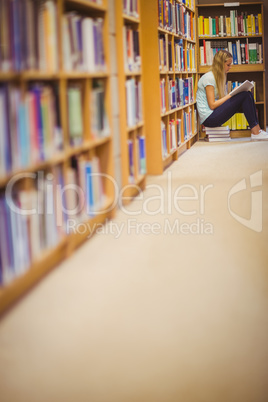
left=204, top=126, right=231, bottom=142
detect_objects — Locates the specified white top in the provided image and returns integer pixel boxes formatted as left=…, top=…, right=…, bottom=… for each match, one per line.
left=196, top=71, right=219, bottom=124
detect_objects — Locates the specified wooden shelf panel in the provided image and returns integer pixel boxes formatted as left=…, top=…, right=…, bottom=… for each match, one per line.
left=161, top=101, right=197, bottom=117
left=158, top=27, right=195, bottom=43
left=125, top=70, right=142, bottom=77
left=0, top=71, right=110, bottom=80
left=196, top=2, right=263, bottom=7
left=199, top=64, right=265, bottom=74
left=0, top=153, right=67, bottom=189
left=126, top=121, right=145, bottom=132
left=123, top=14, right=140, bottom=24
left=64, top=0, right=106, bottom=12
left=199, top=35, right=262, bottom=40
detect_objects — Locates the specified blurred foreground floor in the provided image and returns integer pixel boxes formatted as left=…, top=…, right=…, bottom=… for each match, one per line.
left=0, top=140, right=268, bottom=402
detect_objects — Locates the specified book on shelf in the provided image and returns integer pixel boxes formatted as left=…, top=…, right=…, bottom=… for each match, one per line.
left=67, top=85, right=83, bottom=146
left=161, top=120, right=168, bottom=159
left=90, top=80, right=110, bottom=139
left=125, top=78, right=143, bottom=128
left=138, top=136, right=146, bottom=175
left=229, top=80, right=254, bottom=97
left=128, top=140, right=135, bottom=183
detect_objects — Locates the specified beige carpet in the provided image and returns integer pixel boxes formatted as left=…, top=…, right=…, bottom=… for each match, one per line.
left=0, top=140, right=268, bottom=402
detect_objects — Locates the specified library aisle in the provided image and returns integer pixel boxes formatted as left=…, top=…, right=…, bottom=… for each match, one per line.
left=0, top=140, right=268, bottom=402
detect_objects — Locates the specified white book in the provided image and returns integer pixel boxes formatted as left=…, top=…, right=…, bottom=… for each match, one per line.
left=82, top=17, right=95, bottom=72
left=229, top=80, right=254, bottom=97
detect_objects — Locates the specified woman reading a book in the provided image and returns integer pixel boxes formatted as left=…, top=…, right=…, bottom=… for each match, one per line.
left=196, top=49, right=268, bottom=140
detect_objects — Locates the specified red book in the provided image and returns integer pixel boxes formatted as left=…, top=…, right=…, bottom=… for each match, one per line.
left=203, top=39, right=206, bottom=65
left=215, top=16, right=219, bottom=36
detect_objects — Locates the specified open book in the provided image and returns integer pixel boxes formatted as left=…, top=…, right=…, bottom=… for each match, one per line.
left=229, top=80, right=254, bottom=97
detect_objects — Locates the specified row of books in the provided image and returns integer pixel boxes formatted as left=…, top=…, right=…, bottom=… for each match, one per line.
left=158, top=0, right=195, bottom=40
left=223, top=113, right=249, bottom=131
left=0, top=0, right=106, bottom=73
left=160, top=77, right=194, bottom=113
left=125, top=78, right=143, bottom=128
left=227, top=80, right=256, bottom=102
left=0, top=156, right=107, bottom=286
left=161, top=108, right=197, bottom=158
left=198, top=11, right=262, bottom=38
left=0, top=0, right=59, bottom=72
left=0, top=169, right=63, bottom=286
left=0, top=83, right=63, bottom=178
left=159, top=35, right=196, bottom=72
left=123, top=0, right=139, bottom=18
left=123, top=26, right=141, bottom=72
left=174, top=41, right=195, bottom=72
left=128, top=137, right=146, bottom=183
left=200, top=39, right=262, bottom=66
left=62, top=14, right=105, bottom=72
left=0, top=80, right=110, bottom=178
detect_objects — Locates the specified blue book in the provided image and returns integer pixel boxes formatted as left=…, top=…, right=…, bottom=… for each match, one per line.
left=139, top=137, right=146, bottom=175
left=31, top=86, right=45, bottom=161
left=232, top=42, right=238, bottom=64
left=18, top=103, right=29, bottom=167
left=85, top=162, right=94, bottom=216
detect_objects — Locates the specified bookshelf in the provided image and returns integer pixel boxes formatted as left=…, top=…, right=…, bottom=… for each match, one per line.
left=0, top=0, right=115, bottom=315
left=115, top=0, right=147, bottom=201
left=196, top=2, right=266, bottom=138
left=140, top=0, right=198, bottom=175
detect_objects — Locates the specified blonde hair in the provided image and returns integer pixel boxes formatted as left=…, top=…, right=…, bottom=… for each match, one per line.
left=211, top=50, right=232, bottom=99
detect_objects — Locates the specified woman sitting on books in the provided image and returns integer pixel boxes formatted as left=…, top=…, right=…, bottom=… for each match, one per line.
left=196, top=49, right=268, bottom=140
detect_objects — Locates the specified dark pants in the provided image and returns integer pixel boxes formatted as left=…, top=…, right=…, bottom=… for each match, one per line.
left=203, top=91, right=258, bottom=129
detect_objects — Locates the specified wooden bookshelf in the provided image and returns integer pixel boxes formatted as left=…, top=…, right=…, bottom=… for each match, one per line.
left=140, top=0, right=198, bottom=175
left=0, top=0, right=115, bottom=315
left=115, top=0, right=147, bottom=201
left=196, top=2, right=266, bottom=138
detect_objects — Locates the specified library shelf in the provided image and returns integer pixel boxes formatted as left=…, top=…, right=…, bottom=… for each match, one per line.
left=196, top=2, right=266, bottom=138
left=0, top=0, right=115, bottom=315
left=140, top=0, right=198, bottom=175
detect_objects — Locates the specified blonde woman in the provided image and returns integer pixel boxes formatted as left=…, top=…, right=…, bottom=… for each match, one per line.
left=196, top=49, right=268, bottom=140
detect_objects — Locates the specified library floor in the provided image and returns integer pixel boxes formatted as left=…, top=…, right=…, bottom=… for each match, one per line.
left=0, top=140, right=268, bottom=402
